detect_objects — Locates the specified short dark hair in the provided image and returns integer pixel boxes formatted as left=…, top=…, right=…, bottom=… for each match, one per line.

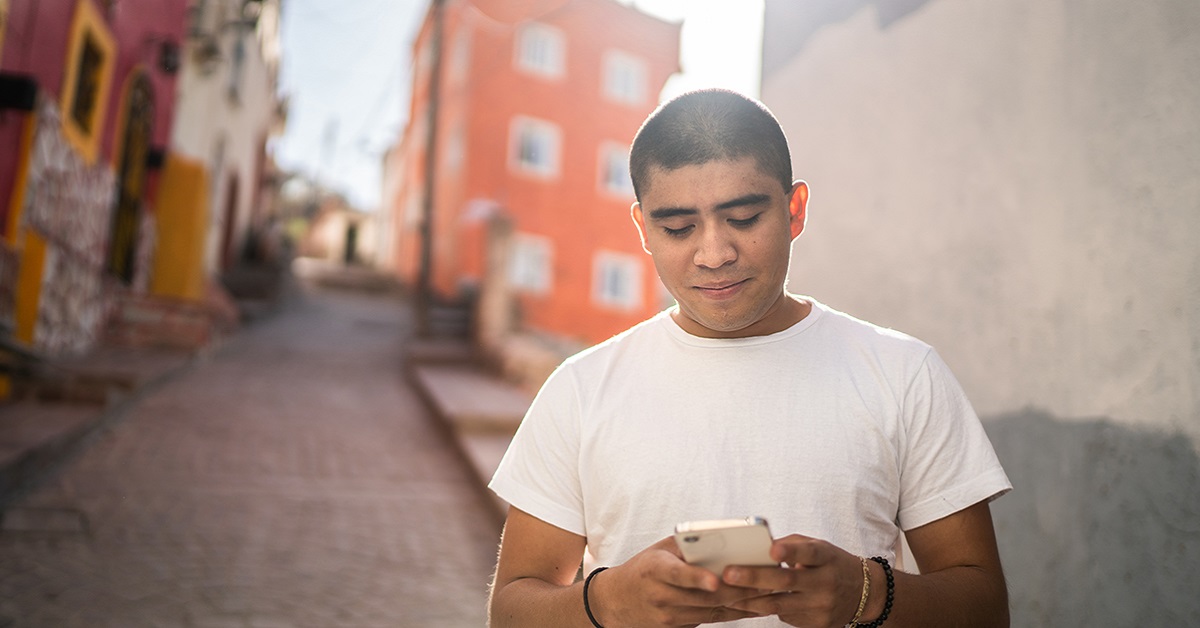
left=629, top=89, right=792, bottom=202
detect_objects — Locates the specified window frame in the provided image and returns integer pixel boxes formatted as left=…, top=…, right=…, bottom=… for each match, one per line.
left=601, top=49, right=647, bottom=106
left=60, top=0, right=117, bottom=164
left=592, top=249, right=644, bottom=311
left=510, top=232, right=554, bottom=295
left=509, top=116, right=562, bottom=179
left=514, top=22, right=566, bottom=79
left=597, top=141, right=635, bottom=198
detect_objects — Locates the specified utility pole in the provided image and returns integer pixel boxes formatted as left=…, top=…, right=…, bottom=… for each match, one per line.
left=415, top=0, right=446, bottom=337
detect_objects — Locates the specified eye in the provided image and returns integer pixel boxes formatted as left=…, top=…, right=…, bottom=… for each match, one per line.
left=663, top=225, right=694, bottom=237
left=729, top=213, right=763, bottom=228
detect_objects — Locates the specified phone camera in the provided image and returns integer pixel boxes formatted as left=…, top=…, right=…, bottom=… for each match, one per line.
left=683, top=535, right=700, bottom=543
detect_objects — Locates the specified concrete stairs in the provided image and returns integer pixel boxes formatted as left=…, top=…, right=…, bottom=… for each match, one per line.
left=102, top=290, right=239, bottom=352
left=406, top=337, right=532, bottom=522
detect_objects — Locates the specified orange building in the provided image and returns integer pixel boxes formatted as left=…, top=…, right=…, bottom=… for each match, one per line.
left=383, top=0, right=680, bottom=345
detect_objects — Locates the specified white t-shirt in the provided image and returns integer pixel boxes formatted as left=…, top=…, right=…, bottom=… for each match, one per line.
left=490, top=299, right=1010, bottom=625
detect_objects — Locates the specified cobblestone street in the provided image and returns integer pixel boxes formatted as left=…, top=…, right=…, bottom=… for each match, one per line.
left=0, top=281, right=500, bottom=627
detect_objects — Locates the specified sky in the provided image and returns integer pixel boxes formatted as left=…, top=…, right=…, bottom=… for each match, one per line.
left=272, top=0, right=765, bottom=211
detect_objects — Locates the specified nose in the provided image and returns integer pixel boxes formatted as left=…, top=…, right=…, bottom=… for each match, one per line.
left=693, top=226, right=736, bottom=269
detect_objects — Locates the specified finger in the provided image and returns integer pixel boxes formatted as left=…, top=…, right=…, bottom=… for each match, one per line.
left=654, top=534, right=686, bottom=559
left=671, top=604, right=762, bottom=625
left=654, top=550, right=723, bottom=592
left=670, top=581, right=774, bottom=609
left=704, top=605, right=762, bottom=623
left=726, top=591, right=795, bottom=617
left=771, top=535, right=831, bottom=568
left=721, top=564, right=811, bottom=592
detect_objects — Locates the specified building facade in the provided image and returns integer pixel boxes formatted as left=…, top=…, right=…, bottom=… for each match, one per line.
left=0, top=0, right=282, bottom=391
left=760, top=0, right=1200, bottom=623
left=158, top=0, right=283, bottom=301
left=0, top=0, right=188, bottom=358
left=383, top=0, right=680, bottom=346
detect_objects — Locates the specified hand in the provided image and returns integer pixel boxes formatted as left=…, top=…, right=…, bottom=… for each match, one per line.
left=720, top=534, right=866, bottom=628
left=589, top=536, right=768, bottom=627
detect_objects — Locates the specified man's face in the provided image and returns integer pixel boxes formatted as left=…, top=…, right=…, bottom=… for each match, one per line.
left=632, top=156, right=808, bottom=338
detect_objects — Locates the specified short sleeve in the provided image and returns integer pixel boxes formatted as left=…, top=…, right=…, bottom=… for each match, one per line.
left=488, top=363, right=587, bottom=536
left=896, top=349, right=1012, bottom=530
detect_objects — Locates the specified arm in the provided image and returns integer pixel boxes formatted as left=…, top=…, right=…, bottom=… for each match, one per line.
left=488, top=507, right=766, bottom=627
left=723, top=500, right=1008, bottom=627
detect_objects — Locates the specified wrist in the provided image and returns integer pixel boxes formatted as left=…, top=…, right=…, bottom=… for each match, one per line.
left=854, top=556, right=894, bottom=627
left=583, top=566, right=609, bottom=627
left=859, top=560, right=887, bottom=621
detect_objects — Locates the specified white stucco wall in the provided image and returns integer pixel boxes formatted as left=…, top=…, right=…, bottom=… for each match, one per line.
left=763, top=0, right=1200, bottom=442
left=170, top=0, right=281, bottom=273
left=761, top=1, right=1200, bottom=623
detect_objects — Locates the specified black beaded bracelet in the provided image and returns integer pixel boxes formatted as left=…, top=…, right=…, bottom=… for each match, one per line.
left=583, top=566, right=609, bottom=628
left=854, top=556, right=894, bottom=627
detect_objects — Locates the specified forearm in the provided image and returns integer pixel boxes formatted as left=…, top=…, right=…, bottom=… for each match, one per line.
left=860, top=561, right=1009, bottom=628
left=489, top=576, right=594, bottom=628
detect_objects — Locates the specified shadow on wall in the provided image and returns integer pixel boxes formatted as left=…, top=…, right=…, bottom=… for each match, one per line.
left=983, top=410, right=1200, bottom=626
left=762, top=0, right=933, bottom=78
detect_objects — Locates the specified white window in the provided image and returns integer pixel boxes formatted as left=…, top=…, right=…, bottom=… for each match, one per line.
left=510, top=232, right=553, bottom=295
left=228, top=36, right=246, bottom=102
left=510, top=116, right=561, bottom=178
left=514, top=22, right=565, bottom=78
left=593, top=250, right=643, bottom=311
left=444, top=121, right=465, bottom=172
left=602, top=49, right=647, bottom=105
left=598, top=142, right=634, bottom=197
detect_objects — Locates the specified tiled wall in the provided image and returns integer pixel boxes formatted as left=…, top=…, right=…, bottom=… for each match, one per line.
left=19, top=99, right=126, bottom=356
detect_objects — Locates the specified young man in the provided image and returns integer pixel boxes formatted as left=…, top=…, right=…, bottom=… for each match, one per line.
left=487, top=89, right=1011, bottom=627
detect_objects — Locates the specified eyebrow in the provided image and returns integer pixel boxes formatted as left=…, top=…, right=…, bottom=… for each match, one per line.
left=647, top=193, right=773, bottom=221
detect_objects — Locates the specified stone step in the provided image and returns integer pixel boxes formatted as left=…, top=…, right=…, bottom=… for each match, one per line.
left=410, top=364, right=529, bottom=434
left=103, top=293, right=236, bottom=351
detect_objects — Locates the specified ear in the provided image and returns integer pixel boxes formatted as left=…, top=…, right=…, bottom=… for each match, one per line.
left=631, top=202, right=651, bottom=254
left=788, top=180, right=809, bottom=240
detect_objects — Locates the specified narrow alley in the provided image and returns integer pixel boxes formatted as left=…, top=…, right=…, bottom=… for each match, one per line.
left=0, top=279, right=500, bottom=627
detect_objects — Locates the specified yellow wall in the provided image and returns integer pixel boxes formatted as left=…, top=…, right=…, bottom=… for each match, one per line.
left=150, top=153, right=209, bottom=301
left=1, top=0, right=10, bottom=66
left=14, top=230, right=47, bottom=343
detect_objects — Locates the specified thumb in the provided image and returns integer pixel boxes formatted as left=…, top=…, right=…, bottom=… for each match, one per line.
left=652, top=535, right=685, bottom=560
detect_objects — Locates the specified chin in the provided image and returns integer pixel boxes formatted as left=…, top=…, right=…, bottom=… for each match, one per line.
left=690, top=311, right=756, bottom=334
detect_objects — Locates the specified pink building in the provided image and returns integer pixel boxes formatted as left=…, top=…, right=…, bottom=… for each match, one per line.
left=0, top=0, right=187, bottom=367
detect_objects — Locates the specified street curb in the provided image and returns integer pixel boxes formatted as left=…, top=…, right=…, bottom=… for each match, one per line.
left=403, top=349, right=530, bottom=531
left=405, top=362, right=508, bottom=531
left=0, top=351, right=206, bottom=512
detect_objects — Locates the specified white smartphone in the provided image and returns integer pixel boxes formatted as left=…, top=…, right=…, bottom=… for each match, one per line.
left=673, top=516, right=778, bottom=574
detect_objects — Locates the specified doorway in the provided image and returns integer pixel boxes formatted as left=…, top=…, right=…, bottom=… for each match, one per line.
left=106, top=72, right=153, bottom=284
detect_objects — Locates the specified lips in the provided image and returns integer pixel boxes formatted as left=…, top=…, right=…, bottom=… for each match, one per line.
left=694, top=278, right=749, bottom=298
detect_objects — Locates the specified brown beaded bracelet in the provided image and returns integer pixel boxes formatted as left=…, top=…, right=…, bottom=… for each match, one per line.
left=854, top=556, right=893, bottom=627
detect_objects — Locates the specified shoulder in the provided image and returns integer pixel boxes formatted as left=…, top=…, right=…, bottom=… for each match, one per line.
left=809, top=300, right=933, bottom=359
left=531, top=311, right=672, bottom=404
left=559, top=310, right=674, bottom=372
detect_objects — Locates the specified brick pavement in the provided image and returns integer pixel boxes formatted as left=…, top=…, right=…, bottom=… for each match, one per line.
left=0, top=282, right=501, bottom=627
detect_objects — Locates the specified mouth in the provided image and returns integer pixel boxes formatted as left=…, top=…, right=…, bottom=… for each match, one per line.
left=694, top=278, right=749, bottom=298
